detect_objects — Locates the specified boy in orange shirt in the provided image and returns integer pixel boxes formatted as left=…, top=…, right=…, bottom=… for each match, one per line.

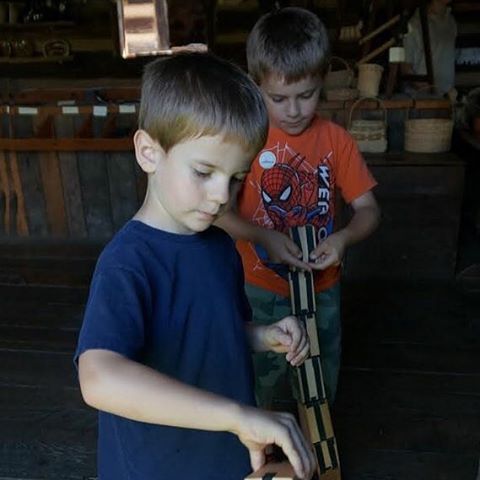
left=217, top=7, right=380, bottom=407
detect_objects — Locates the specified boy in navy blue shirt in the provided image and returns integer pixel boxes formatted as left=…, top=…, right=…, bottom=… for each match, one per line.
left=75, top=53, right=315, bottom=480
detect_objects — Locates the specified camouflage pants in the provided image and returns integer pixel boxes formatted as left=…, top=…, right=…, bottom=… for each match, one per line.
left=245, top=282, right=341, bottom=408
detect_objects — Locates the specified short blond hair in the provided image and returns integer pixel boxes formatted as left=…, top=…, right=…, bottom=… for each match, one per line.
left=139, top=52, right=268, bottom=156
left=247, top=7, right=330, bottom=84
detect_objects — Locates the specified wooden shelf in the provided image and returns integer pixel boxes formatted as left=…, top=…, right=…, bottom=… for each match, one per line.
left=1, top=21, right=75, bottom=29
left=0, top=55, right=73, bottom=64
left=364, top=152, right=462, bottom=166
left=318, top=98, right=451, bottom=111
left=216, top=0, right=257, bottom=13
left=0, top=138, right=133, bottom=152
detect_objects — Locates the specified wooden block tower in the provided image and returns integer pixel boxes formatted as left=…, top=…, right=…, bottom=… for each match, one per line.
left=245, top=225, right=341, bottom=480
left=289, top=225, right=340, bottom=479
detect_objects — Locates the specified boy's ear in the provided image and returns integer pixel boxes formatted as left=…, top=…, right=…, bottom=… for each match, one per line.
left=133, top=129, right=165, bottom=173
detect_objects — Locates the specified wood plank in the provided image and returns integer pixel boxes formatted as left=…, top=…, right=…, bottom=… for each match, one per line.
left=0, top=304, right=84, bottom=329
left=0, top=241, right=101, bottom=257
left=0, top=284, right=87, bottom=305
left=0, top=137, right=133, bottom=151
left=77, top=150, right=113, bottom=238
left=344, top=162, right=464, bottom=280
left=16, top=150, right=48, bottom=236
left=335, top=405, right=480, bottom=455
left=14, top=116, right=45, bottom=236
left=337, top=369, right=480, bottom=407
left=0, top=383, right=84, bottom=410
left=107, top=151, right=138, bottom=231
left=38, top=151, right=68, bottom=236
left=365, top=152, right=463, bottom=167
left=341, top=282, right=479, bottom=347
left=0, top=325, right=79, bottom=351
left=8, top=150, right=30, bottom=236
left=0, top=437, right=96, bottom=480
left=0, top=405, right=95, bottom=440
left=369, top=163, right=464, bottom=196
left=10, top=85, right=132, bottom=104
left=0, top=256, right=96, bottom=286
left=342, top=341, right=480, bottom=374
left=245, top=461, right=296, bottom=479
left=0, top=150, right=11, bottom=234
left=0, top=350, right=78, bottom=387
left=53, top=115, right=88, bottom=237
left=317, top=98, right=452, bottom=111
left=74, top=116, right=113, bottom=239
left=339, top=448, right=478, bottom=480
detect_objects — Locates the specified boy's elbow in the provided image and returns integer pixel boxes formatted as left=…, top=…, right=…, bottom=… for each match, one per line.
left=78, top=368, right=102, bottom=409
left=366, top=194, right=381, bottom=229
left=78, top=350, right=113, bottom=409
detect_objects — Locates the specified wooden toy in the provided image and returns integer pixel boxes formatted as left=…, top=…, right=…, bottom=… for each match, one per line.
left=244, top=461, right=297, bottom=480
left=288, top=225, right=341, bottom=479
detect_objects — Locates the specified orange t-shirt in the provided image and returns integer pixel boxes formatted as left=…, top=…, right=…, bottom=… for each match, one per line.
left=236, top=115, right=377, bottom=297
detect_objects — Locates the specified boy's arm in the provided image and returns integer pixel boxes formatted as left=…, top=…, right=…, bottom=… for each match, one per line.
left=79, top=349, right=315, bottom=479
left=310, top=190, right=380, bottom=269
left=337, top=190, right=380, bottom=247
left=79, top=349, right=242, bottom=430
left=216, top=211, right=311, bottom=270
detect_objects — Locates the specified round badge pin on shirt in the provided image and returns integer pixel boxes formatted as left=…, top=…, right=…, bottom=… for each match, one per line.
left=259, top=151, right=277, bottom=169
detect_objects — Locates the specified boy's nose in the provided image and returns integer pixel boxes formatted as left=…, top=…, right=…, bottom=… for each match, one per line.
left=208, top=179, right=230, bottom=206
left=286, top=99, right=300, bottom=118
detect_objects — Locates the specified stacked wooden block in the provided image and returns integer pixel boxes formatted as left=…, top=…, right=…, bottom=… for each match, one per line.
left=245, top=461, right=298, bottom=480
left=289, top=225, right=340, bottom=479
left=245, top=225, right=340, bottom=480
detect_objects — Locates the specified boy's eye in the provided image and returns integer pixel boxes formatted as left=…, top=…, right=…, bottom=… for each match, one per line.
left=300, top=90, right=315, bottom=99
left=231, top=175, right=246, bottom=184
left=193, top=169, right=211, bottom=178
left=270, top=96, right=285, bottom=103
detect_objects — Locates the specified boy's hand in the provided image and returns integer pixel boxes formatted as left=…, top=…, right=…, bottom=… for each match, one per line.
left=258, top=229, right=312, bottom=271
left=309, top=231, right=346, bottom=270
left=233, top=405, right=316, bottom=480
left=263, top=316, right=310, bottom=367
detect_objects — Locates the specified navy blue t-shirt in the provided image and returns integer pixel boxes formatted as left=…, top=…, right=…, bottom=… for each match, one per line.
left=75, top=221, right=256, bottom=480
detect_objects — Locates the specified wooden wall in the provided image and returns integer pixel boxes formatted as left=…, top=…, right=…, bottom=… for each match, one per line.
left=0, top=100, right=144, bottom=241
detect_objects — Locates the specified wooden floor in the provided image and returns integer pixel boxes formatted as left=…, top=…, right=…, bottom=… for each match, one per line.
left=336, top=280, right=480, bottom=480
left=1, top=250, right=479, bottom=480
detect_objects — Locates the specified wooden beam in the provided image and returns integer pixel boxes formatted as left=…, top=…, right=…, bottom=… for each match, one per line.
left=0, top=138, right=133, bottom=152
left=7, top=151, right=29, bottom=236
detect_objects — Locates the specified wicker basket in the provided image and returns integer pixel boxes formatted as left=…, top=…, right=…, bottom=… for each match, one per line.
left=404, top=118, right=453, bottom=153
left=347, top=97, right=387, bottom=153
left=357, top=63, right=383, bottom=97
left=324, top=56, right=354, bottom=91
left=404, top=95, right=453, bottom=153
left=325, top=88, right=358, bottom=101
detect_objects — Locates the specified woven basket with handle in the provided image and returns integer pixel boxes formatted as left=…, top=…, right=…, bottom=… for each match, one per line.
left=347, top=97, right=387, bottom=153
left=404, top=88, right=453, bottom=153
left=324, top=56, right=354, bottom=91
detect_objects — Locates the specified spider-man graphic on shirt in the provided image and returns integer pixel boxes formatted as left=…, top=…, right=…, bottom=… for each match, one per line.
left=251, top=146, right=335, bottom=277
left=260, top=149, right=334, bottom=241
